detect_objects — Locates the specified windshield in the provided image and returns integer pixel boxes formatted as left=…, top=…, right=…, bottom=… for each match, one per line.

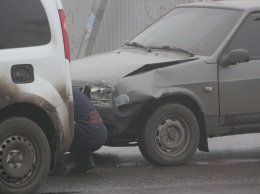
left=129, top=7, right=242, bottom=56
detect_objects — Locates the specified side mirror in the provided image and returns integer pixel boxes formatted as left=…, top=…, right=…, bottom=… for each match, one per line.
left=220, top=49, right=249, bottom=66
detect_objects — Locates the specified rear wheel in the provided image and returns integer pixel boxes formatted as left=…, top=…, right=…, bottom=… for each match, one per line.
left=138, top=103, right=200, bottom=166
left=0, top=117, right=50, bottom=194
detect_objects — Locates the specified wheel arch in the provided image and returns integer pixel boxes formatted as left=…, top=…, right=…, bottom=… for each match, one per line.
left=0, top=103, right=58, bottom=167
left=140, top=94, right=209, bottom=152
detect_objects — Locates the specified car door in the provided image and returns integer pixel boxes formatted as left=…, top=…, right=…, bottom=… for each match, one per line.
left=218, top=12, right=260, bottom=131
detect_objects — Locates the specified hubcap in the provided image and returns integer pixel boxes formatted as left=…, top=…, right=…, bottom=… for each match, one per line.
left=7, top=150, right=24, bottom=169
left=0, top=135, right=36, bottom=184
left=155, top=118, right=189, bottom=156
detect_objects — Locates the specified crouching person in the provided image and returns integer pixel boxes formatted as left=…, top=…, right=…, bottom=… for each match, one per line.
left=49, top=87, right=107, bottom=175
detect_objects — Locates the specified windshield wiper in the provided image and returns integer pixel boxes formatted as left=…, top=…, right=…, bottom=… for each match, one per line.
left=150, top=45, right=194, bottom=57
left=124, top=41, right=151, bottom=52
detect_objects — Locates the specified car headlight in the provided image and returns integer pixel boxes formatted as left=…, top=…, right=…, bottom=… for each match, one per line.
left=114, top=94, right=130, bottom=107
left=83, top=85, right=113, bottom=107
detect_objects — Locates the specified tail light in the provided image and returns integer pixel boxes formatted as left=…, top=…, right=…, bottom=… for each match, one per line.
left=58, top=9, right=70, bottom=61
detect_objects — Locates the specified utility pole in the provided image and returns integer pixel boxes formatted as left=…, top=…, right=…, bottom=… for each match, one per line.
left=77, top=0, right=108, bottom=58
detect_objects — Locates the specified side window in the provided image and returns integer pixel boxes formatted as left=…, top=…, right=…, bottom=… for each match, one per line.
left=224, top=12, right=260, bottom=59
left=0, top=0, right=51, bottom=49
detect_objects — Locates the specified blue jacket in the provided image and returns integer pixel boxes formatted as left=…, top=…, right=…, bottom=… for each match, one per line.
left=73, top=88, right=107, bottom=145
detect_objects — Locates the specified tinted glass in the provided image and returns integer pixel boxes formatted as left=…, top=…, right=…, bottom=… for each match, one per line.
left=0, top=0, right=51, bottom=49
left=130, top=7, right=242, bottom=56
left=225, top=13, right=260, bottom=59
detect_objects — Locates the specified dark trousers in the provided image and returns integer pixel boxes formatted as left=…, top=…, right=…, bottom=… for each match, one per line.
left=69, top=122, right=103, bottom=155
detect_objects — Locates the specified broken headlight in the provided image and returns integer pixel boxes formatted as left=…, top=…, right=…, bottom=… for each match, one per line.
left=83, top=85, right=113, bottom=106
left=114, top=94, right=130, bottom=107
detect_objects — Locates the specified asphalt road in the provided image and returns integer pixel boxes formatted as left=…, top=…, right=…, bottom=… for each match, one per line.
left=38, top=133, right=260, bottom=194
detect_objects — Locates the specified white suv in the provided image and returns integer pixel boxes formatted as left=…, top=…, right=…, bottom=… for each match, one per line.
left=0, top=0, right=74, bottom=193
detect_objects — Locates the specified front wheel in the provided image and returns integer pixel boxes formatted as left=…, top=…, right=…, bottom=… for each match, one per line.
left=138, top=103, right=200, bottom=166
left=0, top=117, right=50, bottom=194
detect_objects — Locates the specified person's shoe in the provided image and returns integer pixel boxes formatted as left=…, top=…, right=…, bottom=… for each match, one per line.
left=48, top=156, right=69, bottom=176
left=71, top=153, right=95, bottom=173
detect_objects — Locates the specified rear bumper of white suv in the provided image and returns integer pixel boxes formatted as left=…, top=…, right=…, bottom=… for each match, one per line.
left=55, top=95, right=74, bottom=155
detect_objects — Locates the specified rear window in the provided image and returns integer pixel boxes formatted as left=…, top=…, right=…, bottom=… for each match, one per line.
left=0, top=0, right=51, bottom=49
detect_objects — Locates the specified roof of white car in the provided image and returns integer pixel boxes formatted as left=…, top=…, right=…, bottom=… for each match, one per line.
left=179, top=1, right=260, bottom=11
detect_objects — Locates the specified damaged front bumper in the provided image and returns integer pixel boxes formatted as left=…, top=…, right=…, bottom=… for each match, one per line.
left=81, top=82, right=145, bottom=145
left=95, top=102, right=144, bottom=146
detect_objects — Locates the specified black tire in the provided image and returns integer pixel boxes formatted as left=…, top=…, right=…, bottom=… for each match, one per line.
left=138, top=103, right=200, bottom=166
left=0, top=117, right=50, bottom=194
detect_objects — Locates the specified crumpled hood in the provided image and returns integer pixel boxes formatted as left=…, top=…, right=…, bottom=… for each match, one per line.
left=71, top=48, right=194, bottom=86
